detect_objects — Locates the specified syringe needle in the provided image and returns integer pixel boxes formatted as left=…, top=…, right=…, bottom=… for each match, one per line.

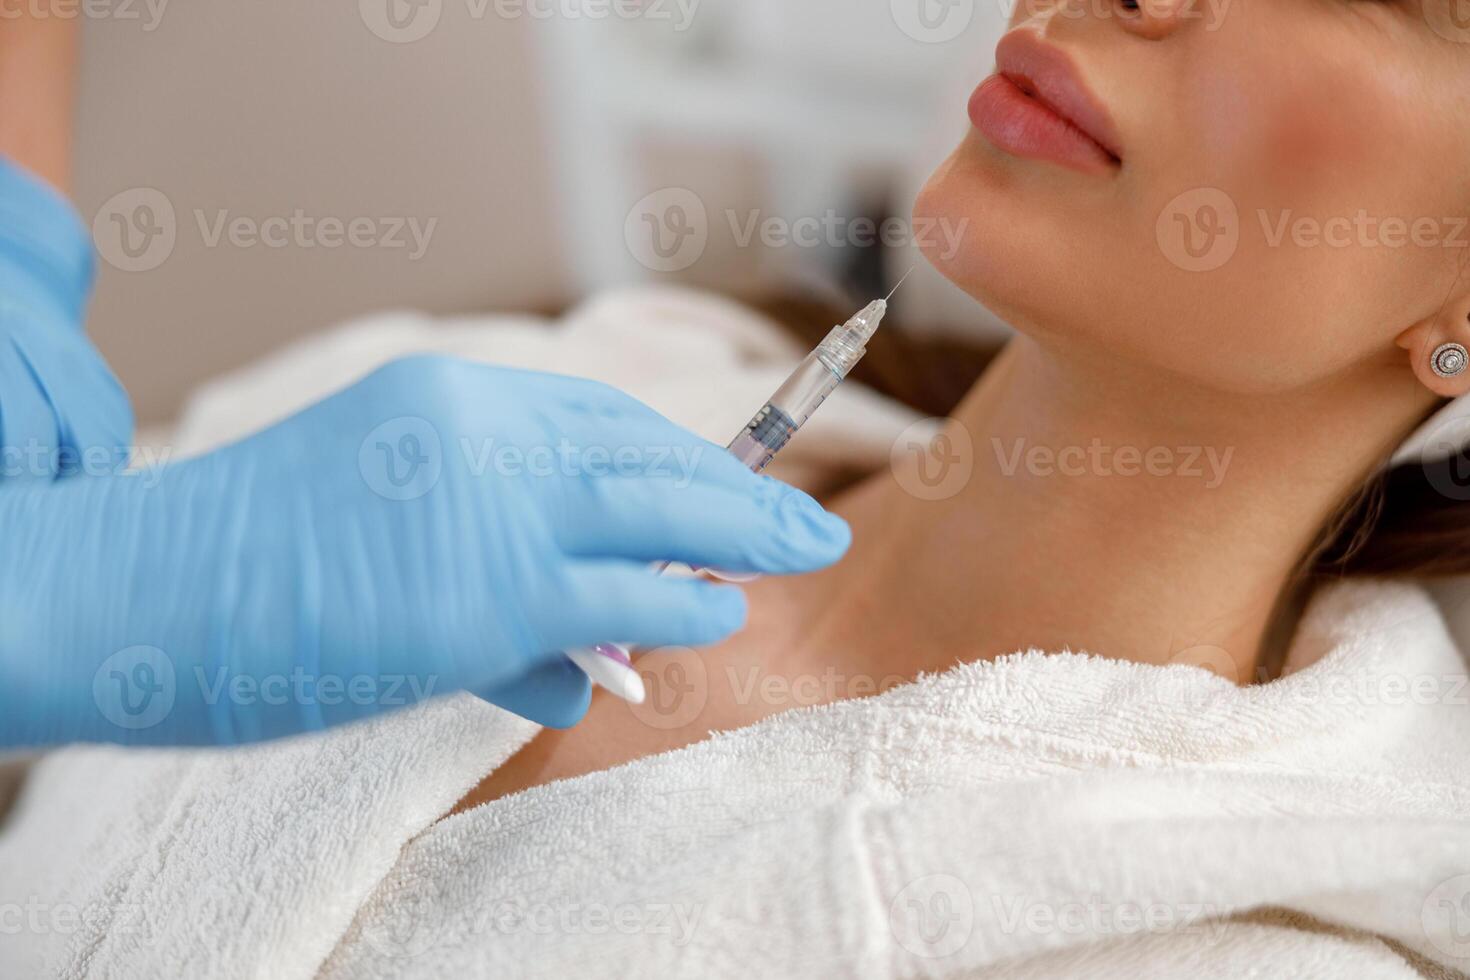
left=885, top=266, right=916, bottom=303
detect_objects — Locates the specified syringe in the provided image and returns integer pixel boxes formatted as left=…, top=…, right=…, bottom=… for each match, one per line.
left=566, top=284, right=901, bottom=704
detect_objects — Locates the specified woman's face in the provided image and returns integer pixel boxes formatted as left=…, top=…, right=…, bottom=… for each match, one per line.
left=916, top=1, right=1470, bottom=395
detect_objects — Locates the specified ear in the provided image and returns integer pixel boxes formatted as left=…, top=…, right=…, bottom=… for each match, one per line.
left=1396, top=306, right=1470, bottom=399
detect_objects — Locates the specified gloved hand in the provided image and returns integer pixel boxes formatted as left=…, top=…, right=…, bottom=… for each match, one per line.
left=0, top=158, right=133, bottom=482
left=0, top=357, right=852, bottom=747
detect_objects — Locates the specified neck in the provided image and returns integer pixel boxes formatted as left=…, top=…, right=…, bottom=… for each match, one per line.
left=802, top=333, right=1436, bottom=684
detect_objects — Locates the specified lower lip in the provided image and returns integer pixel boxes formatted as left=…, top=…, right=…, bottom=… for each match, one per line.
left=968, top=74, right=1118, bottom=176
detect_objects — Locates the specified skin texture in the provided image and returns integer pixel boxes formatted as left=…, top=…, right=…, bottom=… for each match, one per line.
left=470, top=1, right=1470, bottom=804
left=0, top=15, right=77, bottom=193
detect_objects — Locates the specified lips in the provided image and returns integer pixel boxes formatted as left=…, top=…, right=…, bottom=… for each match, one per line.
left=968, top=30, right=1122, bottom=175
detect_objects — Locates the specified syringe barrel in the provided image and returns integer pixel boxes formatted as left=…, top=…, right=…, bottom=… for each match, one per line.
left=725, top=352, right=843, bottom=474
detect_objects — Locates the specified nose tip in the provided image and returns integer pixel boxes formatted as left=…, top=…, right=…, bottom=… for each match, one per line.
left=1116, top=0, right=1188, bottom=37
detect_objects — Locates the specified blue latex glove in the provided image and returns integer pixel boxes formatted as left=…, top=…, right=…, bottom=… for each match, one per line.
left=0, top=159, right=133, bottom=482
left=0, top=357, right=853, bottom=747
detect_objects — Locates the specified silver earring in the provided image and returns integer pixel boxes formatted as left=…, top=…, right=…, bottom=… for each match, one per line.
left=1432, top=343, right=1469, bottom=379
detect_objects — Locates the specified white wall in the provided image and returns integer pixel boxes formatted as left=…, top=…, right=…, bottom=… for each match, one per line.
left=73, top=0, right=1010, bottom=427
left=76, top=2, right=564, bottom=425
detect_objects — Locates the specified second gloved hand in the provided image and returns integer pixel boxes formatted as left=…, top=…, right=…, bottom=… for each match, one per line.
left=0, top=357, right=852, bottom=747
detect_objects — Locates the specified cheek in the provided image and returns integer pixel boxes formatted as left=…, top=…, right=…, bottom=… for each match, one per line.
left=1169, top=38, right=1451, bottom=362
left=1188, top=43, right=1407, bottom=208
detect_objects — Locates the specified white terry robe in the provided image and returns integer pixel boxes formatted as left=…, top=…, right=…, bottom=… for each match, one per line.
left=2, top=287, right=1470, bottom=980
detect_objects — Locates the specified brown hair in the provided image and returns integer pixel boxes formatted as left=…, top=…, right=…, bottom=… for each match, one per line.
left=753, top=292, right=1470, bottom=583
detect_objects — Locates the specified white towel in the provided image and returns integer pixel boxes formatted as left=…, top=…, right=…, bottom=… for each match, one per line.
left=2, top=287, right=1468, bottom=979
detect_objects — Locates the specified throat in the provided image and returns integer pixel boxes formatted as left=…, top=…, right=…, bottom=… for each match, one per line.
left=804, top=336, right=1419, bottom=686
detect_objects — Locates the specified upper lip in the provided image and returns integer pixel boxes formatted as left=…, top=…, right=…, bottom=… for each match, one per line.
left=994, top=29, right=1122, bottom=161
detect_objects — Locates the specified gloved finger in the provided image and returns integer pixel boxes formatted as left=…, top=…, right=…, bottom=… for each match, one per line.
left=0, top=333, right=59, bottom=481
left=534, top=560, right=749, bottom=654
left=540, top=410, right=764, bottom=496
left=556, top=474, right=851, bottom=575
left=12, top=328, right=134, bottom=477
left=473, top=656, right=591, bottom=730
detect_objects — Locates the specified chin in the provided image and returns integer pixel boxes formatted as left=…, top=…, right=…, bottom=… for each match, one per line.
left=913, top=137, right=1299, bottom=394
left=914, top=134, right=1110, bottom=350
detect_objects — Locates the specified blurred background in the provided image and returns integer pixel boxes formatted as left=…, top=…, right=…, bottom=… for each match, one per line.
left=76, top=0, right=1009, bottom=427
